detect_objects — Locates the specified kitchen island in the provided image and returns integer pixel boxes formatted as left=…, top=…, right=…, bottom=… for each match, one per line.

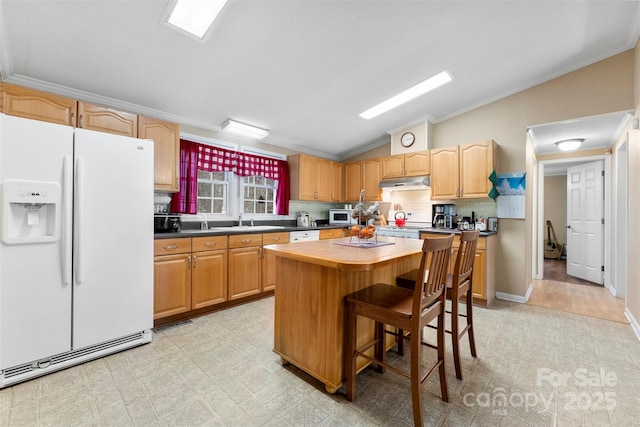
left=264, top=236, right=426, bottom=393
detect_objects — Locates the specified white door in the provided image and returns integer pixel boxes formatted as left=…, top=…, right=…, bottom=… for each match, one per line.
left=72, top=129, right=154, bottom=350
left=0, top=115, right=74, bottom=368
left=566, top=160, right=604, bottom=284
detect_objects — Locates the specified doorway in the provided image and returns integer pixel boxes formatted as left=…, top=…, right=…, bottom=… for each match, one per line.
left=537, top=156, right=610, bottom=286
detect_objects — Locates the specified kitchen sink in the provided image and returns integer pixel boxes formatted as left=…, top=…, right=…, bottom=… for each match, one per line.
left=209, top=225, right=286, bottom=231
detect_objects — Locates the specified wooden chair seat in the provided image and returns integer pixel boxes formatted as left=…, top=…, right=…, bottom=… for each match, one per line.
left=395, top=230, right=480, bottom=380
left=345, top=235, right=454, bottom=427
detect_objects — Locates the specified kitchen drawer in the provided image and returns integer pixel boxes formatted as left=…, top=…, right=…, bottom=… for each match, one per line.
left=229, top=233, right=263, bottom=248
left=319, top=228, right=344, bottom=240
left=154, top=238, right=191, bottom=255
left=192, top=235, right=228, bottom=252
left=453, top=235, right=486, bottom=250
left=263, top=232, right=289, bottom=245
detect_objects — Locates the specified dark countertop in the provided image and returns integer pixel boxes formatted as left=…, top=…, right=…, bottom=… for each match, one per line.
left=154, top=223, right=347, bottom=239
left=419, top=227, right=497, bottom=237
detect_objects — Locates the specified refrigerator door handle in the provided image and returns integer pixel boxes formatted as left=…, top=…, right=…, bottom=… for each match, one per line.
left=62, top=155, right=72, bottom=286
left=75, top=156, right=84, bottom=284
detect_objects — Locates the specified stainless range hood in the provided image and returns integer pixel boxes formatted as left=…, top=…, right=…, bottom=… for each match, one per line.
left=378, top=176, right=430, bottom=190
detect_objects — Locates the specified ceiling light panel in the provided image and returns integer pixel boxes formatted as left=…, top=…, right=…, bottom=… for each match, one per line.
left=166, top=0, right=228, bottom=40
left=359, top=70, right=454, bottom=120
left=221, top=120, right=269, bottom=140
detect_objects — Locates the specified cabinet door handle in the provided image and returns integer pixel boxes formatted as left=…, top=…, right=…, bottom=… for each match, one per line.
left=187, top=255, right=191, bottom=269
left=204, top=242, right=216, bottom=247
left=79, top=114, right=84, bottom=128
left=193, top=255, right=197, bottom=269
left=71, top=112, right=76, bottom=127
left=163, top=244, right=178, bottom=250
left=241, top=239, right=252, bottom=243
left=272, top=237, right=280, bottom=241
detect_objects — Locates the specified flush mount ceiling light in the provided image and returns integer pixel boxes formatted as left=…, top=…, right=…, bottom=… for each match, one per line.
left=555, top=138, right=584, bottom=151
left=221, top=119, right=269, bottom=140
left=165, top=0, right=228, bottom=40
left=359, top=70, right=454, bottom=120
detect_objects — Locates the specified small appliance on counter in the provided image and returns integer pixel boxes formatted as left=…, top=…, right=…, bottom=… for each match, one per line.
left=432, top=204, right=455, bottom=228
left=154, top=212, right=182, bottom=233
left=297, top=210, right=311, bottom=227
left=488, top=217, right=498, bottom=232
left=329, top=209, right=356, bottom=225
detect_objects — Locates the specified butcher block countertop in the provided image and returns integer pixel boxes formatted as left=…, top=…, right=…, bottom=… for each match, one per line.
left=263, top=236, right=430, bottom=271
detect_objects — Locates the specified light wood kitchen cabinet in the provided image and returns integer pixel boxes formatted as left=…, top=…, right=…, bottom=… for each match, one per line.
left=420, top=232, right=496, bottom=307
left=78, top=102, right=138, bottom=137
left=362, top=158, right=382, bottom=201
left=153, top=238, right=192, bottom=319
left=344, top=158, right=382, bottom=201
left=0, top=83, right=77, bottom=126
left=262, top=232, right=290, bottom=291
left=430, top=140, right=495, bottom=200
left=288, top=154, right=341, bottom=202
left=381, top=151, right=430, bottom=179
left=228, top=234, right=263, bottom=300
left=344, top=161, right=362, bottom=201
left=331, top=161, right=343, bottom=202
left=191, top=236, right=228, bottom=309
left=138, top=116, right=180, bottom=192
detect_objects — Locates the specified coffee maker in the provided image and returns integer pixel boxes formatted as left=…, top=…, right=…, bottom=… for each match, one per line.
left=432, top=204, right=455, bottom=228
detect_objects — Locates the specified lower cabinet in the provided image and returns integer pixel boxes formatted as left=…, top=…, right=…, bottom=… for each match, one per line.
left=154, top=236, right=228, bottom=320
left=191, top=236, right=228, bottom=309
left=262, top=232, right=290, bottom=291
left=420, top=233, right=496, bottom=307
left=153, top=238, right=192, bottom=319
left=154, top=231, right=290, bottom=323
left=229, top=234, right=263, bottom=300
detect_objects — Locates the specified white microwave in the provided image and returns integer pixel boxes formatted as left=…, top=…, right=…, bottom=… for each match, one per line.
left=329, top=209, right=356, bottom=225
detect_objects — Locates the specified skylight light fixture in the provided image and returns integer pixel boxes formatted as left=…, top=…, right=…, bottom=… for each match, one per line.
left=221, top=120, right=269, bottom=140
left=359, top=70, right=453, bottom=120
left=166, top=0, right=228, bottom=40
left=555, top=138, right=584, bottom=151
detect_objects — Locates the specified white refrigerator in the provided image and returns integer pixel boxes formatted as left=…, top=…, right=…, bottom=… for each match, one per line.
left=0, top=113, right=153, bottom=387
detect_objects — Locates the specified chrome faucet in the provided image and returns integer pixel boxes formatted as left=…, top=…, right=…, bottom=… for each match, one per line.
left=201, top=216, right=208, bottom=230
left=238, top=212, right=243, bottom=227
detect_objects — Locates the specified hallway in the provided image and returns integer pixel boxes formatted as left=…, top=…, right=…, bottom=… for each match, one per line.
left=527, top=279, right=627, bottom=324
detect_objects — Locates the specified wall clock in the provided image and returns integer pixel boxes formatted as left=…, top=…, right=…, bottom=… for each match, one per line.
left=400, top=132, right=415, bottom=147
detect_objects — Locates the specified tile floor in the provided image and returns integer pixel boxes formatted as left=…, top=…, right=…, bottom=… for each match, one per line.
left=1, top=296, right=639, bottom=426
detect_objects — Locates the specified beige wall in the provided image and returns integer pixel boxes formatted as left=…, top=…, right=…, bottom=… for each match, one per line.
left=390, top=121, right=428, bottom=154
left=433, top=50, right=635, bottom=297
left=626, top=41, right=640, bottom=326
left=544, top=175, right=567, bottom=244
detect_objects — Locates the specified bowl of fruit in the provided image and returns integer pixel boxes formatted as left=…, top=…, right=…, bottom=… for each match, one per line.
left=350, top=224, right=376, bottom=240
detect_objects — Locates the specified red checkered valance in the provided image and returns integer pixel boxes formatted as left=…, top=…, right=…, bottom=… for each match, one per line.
left=171, top=139, right=289, bottom=215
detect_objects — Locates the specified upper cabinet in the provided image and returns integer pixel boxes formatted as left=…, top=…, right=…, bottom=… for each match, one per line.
left=78, top=102, right=138, bottom=137
left=288, top=154, right=342, bottom=202
left=344, top=158, right=382, bottom=202
left=430, top=140, right=496, bottom=200
left=138, top=117, right=180, bottom=193
left=0, top=83, right=77, bottom=126
left=381, top=151, right=430, bottom=179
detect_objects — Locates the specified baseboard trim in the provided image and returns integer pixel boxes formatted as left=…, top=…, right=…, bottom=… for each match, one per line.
left=605, top=283, right=617, bottom=296
left=625, top=309, right=640, bottom=342
left=496, top=284, right=532, bottom=304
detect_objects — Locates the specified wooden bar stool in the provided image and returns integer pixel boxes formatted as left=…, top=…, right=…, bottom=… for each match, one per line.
left=345, top=235, right=454, bottom=427
left=396, top=230, right=480, bottom=380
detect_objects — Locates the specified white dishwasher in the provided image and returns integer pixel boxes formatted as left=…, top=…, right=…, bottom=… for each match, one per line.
left=290, top=230, right=320, bottom=242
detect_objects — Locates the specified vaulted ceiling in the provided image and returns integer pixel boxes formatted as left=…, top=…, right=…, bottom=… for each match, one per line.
left=1, top=1, right=638, bottom=160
